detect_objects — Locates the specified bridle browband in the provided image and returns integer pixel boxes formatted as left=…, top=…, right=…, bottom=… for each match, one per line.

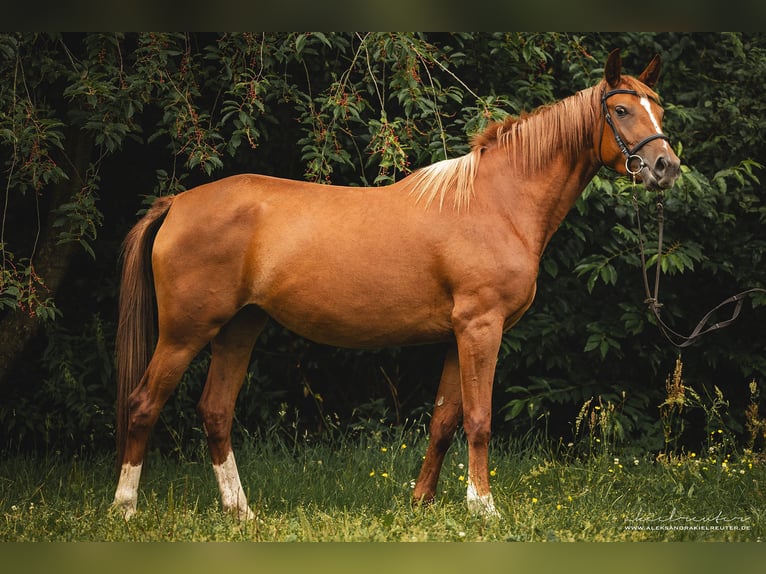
left=600, top=88, right=670, bottom=176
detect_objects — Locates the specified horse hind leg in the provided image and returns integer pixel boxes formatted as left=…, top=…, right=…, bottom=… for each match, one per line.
left=113, top=339, right=204, bottom=519
left=196, top=306, right=267, bottom=521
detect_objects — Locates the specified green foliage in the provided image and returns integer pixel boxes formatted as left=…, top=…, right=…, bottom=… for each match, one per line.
left=2, top=316, right=115, bottom=451
left=0, top=33, right=765, bottom=457
left=0, top=316, right=112, bottom=452
left=0, top=252, right=59, bottom=320
left=52, top=170, right=104, bottom=259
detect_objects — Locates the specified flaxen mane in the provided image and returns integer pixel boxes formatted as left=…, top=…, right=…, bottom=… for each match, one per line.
left=406, top=77, right=658, bottom=211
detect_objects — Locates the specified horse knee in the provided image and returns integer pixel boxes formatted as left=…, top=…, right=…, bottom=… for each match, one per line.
left=463, top=414, right=491, bottom=446
left=430, top=416, right=459, bottom=452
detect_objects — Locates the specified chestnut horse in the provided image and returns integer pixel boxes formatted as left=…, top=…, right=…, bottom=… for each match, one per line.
left=113, top=50, right=680, bottom=520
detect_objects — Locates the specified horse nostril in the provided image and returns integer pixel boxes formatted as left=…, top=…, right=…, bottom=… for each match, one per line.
left=655, top=156, right=667, bottom=175
left=653, top=154, right=681, bottom=187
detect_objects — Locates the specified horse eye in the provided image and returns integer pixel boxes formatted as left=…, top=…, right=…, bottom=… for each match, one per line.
left=615, top=105, right=627, bottom=117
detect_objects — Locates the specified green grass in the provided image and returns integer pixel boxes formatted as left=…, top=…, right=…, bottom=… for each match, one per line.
left=1, top=426, right=764, bottom=541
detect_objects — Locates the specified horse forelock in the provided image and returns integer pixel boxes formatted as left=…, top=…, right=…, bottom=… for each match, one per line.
left=619, top=75, right=661, bottom=102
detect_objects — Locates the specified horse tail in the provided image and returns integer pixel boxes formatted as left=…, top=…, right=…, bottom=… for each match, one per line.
left=115, top=196, right=174, bottom=467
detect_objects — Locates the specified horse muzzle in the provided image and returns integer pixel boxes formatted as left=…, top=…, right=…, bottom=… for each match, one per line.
left=647, top=153, right=681, bottom=190
left=630, top=151, right=681, bottom=191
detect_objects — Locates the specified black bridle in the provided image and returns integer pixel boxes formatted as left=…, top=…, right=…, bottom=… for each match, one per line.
left=600, top=89, right=765, bottom=348
left=600, top=88, right=670, bottom=176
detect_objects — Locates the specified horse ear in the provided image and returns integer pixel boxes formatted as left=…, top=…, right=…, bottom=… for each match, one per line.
left=605, top=49, right=622, bottom=87
left=638, top=54, right=662, bottom=88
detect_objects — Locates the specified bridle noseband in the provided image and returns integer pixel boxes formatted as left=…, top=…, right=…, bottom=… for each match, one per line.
left=600, top=88, right=670, bottom=177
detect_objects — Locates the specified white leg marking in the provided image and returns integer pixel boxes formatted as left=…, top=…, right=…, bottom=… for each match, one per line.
left=466, top=479, right=500, bottom=519
left=213, top=450, right=255, bottom=521
left=640, top=97, right=669, bottom=151
left=113, top=463, right=142, bottom=520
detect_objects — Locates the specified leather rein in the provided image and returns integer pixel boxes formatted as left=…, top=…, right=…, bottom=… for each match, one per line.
left=601, top=88, right=765, bottom=348
left=632, top=191, right=765, bottom=348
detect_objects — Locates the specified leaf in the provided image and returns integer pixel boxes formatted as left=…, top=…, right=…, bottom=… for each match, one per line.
left=312, top=32, right=332, bottom=48
left=599, top=263, right=617, bottom=286
left=504, top=400, right=527, bottom=421
left=542, top=257, right=558, bottom=278
left=584, top=334, right=601, bottom=353
left=294, top=34, right=306, bottom=56
left=4, top=286, right=20, bottom=298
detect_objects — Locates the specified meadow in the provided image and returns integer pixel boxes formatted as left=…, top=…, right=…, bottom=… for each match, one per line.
left=1, top=419, right=763, bottom=542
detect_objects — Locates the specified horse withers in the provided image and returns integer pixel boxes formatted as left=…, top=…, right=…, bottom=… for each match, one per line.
left=113, top=50, right=680, bottom=520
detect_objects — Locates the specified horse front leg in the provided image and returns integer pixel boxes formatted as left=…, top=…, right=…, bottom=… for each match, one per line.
left=413, top=343, right=462, bottom=506
left=453, top=311, right=504, bottom=519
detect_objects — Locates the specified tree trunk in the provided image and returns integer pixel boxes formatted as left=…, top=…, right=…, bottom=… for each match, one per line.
left=0, top=131, right=94, bottom=388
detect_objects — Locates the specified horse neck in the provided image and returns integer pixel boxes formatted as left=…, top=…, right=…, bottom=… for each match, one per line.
left=468, top=85, right=604, bottom=256
left=479, top=135, right=601, bottom=258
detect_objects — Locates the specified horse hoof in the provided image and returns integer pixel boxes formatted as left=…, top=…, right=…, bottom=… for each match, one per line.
left=225, top=504, right=255, bottom=521
left=239, top=507, right=256, bottom=521
left=411, top=494, right=436, bottom=510
left=467, top=495, right=501, bottom=519
left=110, top=500, right=136, bottom=521
left=466, top=483, right=501, bottom=519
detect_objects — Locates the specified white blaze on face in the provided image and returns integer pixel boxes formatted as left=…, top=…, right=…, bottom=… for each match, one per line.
left=640, top=97, right=669, bottom=152
left=213, top=450, right=254, bottom=521
left=114, top=462, right=143, bottom=519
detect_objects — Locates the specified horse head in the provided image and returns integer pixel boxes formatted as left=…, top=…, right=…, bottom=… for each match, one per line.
left=598, top=49, right=681, bottom=190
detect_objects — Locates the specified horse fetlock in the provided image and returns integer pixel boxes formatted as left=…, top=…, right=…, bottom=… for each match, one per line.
left=111, top=487, right=138, bottom=520
left=113, top=462, right=142, bottom=520
left=213, top=451, right=254, bottom=520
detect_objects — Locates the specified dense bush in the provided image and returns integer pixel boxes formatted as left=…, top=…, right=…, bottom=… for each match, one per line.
left=1, top=33, right=764, bottom=455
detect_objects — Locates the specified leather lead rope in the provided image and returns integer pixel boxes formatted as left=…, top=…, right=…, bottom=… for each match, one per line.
left=632, top=183, right=765, bottom=348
